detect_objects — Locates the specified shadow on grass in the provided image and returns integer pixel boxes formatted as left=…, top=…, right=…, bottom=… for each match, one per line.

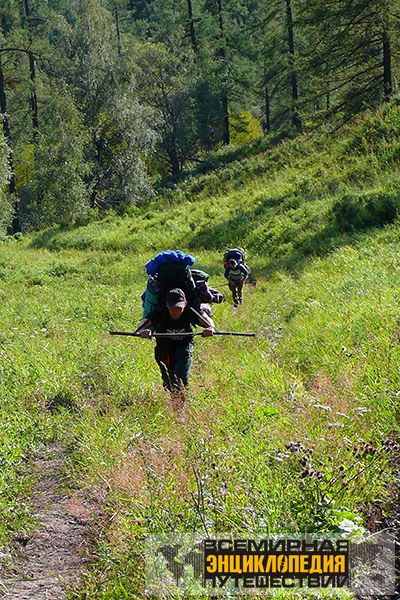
left=157, top=131, right=293, bottom=190
left=30, top=227, right=63, bottom=249
left=29, top=185, right=400, bottom=275
left=187, top=188, right=400, bottom=276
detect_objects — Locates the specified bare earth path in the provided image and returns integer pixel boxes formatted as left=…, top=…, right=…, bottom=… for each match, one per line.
left=0, top=446, right=96, bottom=599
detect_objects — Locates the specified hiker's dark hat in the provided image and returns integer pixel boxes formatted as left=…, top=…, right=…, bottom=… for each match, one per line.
left=166, top=288, right=187, bottom=308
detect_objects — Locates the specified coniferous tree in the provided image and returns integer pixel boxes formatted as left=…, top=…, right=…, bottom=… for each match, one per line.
left=298, top=0, right=400, bottom=122
left=285, top=0, right=301, bottom=130
left=21, top=0, right=39, bottom=140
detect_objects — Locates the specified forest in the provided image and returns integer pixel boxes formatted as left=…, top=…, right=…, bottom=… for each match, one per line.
left=0, top=0, right=398, bottom=234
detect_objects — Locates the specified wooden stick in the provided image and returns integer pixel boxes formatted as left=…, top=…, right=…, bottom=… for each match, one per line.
left=110, top=330, right=256, bottom=338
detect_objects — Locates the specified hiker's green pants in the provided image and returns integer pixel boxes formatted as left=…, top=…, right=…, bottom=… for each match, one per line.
left=155, top=341, right=194, bottom=391
left=229, top=279, right=245, bottom=306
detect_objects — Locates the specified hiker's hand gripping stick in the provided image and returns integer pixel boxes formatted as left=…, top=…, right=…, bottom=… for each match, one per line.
left=139, top=329, right=152, bottom=339
left=201, top=328, right=214, bottom=337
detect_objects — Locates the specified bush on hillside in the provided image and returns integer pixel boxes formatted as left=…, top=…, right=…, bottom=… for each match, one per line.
left=331, top=189, right=399, bottom=232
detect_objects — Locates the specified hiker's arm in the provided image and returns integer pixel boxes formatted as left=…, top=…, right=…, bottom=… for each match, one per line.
left=135, top=306, right=163, bottom=335
left=189, top=305, right=215, bottom=330
left=136, top=317, right=158, bottom=338
left=201, top=313, right=215, bottom=336
left=240, top=265, right=250, bottom=279
left=134, top=317, right=152, bottom=334
left=198, top=311, right=215, bottom=335
left=224, top=267, right=230, bottom=279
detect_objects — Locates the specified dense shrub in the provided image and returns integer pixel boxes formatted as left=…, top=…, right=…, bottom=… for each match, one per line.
left=331, top=189, right=399, bottom=232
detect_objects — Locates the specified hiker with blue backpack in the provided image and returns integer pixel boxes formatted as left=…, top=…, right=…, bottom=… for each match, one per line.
left=136, top=251, right=222, bottom=399
left=139, top=288, right=214, bottom=395
left=223, top=247, right=250, bottom=307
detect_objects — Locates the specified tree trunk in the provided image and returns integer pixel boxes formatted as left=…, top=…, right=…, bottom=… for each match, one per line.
left=264, top=85, right=271, bottom=132
left=216, top=0, right=230, bottom=144
left=167, top=139, right=181, bottom=177
left=285, top=0, right=302, bottom=130
left=221, top=93, right=230, bottom=144
left=90, top=135, right=104, bottom=208
left=187, top=0, right=209, bottom=147
left=23, top=0, right=39, bottom=140
left=0, top=55, right=20, bottom=233
left=326, top=83, right=331, bottom=110
left=187, top=0, right=198, bottom=58
left=114, top=3, right=122, bottom=57
left=383, top=29, right=392, bottom=100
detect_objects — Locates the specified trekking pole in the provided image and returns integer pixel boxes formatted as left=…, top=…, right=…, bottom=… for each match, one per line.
left=214, top=331, right=256, bottom=337
left=110, top=331, right=256, bottom=338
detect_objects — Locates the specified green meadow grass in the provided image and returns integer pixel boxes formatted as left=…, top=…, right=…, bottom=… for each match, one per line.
left=1, top=103, right=400, bottom=598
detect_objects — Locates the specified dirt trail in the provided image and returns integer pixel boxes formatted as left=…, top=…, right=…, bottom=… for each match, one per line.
left=0, top=446, right=96, bottom=599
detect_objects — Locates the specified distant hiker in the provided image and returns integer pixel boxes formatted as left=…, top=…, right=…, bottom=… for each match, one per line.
left=138, top=288, right=214, bottom=399
left=225, top=259, right=250, bottom=306
left=223, top=247, right=250, bottom=307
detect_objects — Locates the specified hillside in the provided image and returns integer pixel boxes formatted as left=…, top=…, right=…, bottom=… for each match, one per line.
left=0, top=104, right=399, bottom=598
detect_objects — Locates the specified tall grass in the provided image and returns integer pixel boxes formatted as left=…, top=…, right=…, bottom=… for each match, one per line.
left=1, top=103, right=399, bottom=598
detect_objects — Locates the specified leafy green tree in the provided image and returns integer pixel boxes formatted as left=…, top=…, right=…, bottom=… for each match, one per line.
left=135, top=42, right=196, bottom=177
left=21, top=84, right=91, bottom=228
left=67, top=0, right=158, bottom=206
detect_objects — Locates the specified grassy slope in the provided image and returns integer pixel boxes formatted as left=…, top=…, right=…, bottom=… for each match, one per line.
left=1, top=104, right=400, bottom=598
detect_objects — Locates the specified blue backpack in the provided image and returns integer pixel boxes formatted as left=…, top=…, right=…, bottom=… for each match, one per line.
left=142, top=251, right=196, bottom=317
left=145, top=250, right=195, bottom=276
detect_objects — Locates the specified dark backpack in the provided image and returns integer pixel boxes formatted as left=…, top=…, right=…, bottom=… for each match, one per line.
left=142, top=252, right=197, bottom=317
left=223, top=247, right=246, bottom=268
left=190, top=269, right=225, bottom=304
left=157, top=262, right=196, bottom=303
left=191, top=269, right=210, bottom=283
